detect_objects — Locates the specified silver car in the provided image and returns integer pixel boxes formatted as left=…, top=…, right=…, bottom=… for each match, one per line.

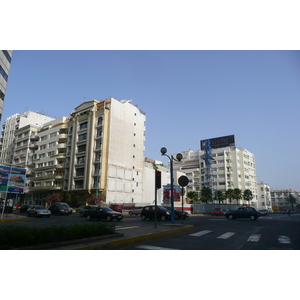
left=128, top=206, right=144, bottom=215
left=27, top=205, right=51, bottom=218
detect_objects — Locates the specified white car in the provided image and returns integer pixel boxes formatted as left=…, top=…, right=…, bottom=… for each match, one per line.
left=128, top=206, right=144, bottom=215
left=27, top=205, right=51, bottom=218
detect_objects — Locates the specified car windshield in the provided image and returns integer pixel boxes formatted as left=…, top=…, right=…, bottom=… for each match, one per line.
left=36, top=206, right=44, bottom=209
left=157, top=206, right=167, bottom=211
left=103, top=207, right=113, bottom=212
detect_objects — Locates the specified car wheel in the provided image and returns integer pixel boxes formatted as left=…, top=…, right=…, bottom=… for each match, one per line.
left=250, top=215, right=256, bottom=220
left=106, top=216, right=112, bottom=221
left=161, top=215, right=166, bottom=221
left=87, top=215, right=92, bottom=221
left=228, top=215, right=234, bottom=220
left=35, top=212, right=38, bottom=217
left=141, top=215, right=146, bottom=220
left=129, top=211, right=133, bottom=215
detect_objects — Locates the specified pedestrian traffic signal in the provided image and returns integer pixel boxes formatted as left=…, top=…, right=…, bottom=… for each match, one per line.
left=155, top=170, right=161, bottom=189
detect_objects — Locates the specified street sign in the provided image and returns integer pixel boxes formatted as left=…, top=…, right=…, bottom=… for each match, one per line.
left=178, top=175, right=189, bottom=187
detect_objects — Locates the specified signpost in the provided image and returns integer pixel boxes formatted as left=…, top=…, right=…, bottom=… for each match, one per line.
left=178, top=175, right=189, bottom=224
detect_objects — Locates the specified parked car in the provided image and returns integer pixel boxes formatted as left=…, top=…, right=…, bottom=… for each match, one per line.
left=83, top=206, right=123, bottom=221
left=141, top=205, right=171, bottom=221
left=128, top=206, right=144, bottom=215
left=258, top=209, right=268, bottom=216
left=27, top=205, right=51, bottom=218
left=19, top=205, right=33, bottom=213
left=53, top=202, right=73, bottom=214
left=109, top=205, right=123, bottom=213
left=225, top=206, right=260, bottom=220
left=76, top=205, right=95, bottom=217
left=47, top=204, right=70, bottom=215
left=211, top=209, right=225, bottom=216
left=164, top=207, right=189, bottom=219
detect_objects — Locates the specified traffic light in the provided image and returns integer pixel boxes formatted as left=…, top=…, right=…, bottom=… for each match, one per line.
left=155, top=170, right=161, bottom=189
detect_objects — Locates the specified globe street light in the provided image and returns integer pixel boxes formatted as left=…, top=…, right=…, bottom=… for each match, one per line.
left=160, top=147, right=183, bottom=224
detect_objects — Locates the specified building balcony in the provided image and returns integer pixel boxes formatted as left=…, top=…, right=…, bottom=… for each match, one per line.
left=30, top=185, right=63, bottom=191
left=57, top=143, right=67, bottom=149
left=58, top=133, right=68, bottom=142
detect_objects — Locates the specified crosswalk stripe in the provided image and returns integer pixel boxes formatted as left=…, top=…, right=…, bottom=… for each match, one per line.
left=247, top=234, right=261, bottom=242
left=136, top=245, right=178, bottom=250
left=278, top=236, right=291, bottom=244
left=115, top=226, right=139, bottom=230
left=217, top=232, right=235, bottom=239
left=189, top=230, right=212, bottom=237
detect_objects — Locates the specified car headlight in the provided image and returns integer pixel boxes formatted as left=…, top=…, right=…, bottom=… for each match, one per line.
left=166, top=211, right=170, bottom=215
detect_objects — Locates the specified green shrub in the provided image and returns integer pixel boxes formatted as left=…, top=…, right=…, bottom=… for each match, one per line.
left=0, top=222, right=115, bottom=249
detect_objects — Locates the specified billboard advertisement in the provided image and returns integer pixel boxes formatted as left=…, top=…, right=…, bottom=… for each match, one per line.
left=0, top=165, right=26, bottom=193
left=163, top=185, right=181, bottom=203
left=201, top=135, right=235, bottom=150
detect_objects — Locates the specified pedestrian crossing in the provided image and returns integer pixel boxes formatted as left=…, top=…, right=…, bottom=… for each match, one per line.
left=189, top=230, right=291, bottom=244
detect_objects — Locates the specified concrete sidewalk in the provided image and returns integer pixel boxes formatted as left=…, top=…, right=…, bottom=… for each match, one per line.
left=0, top=213, right=28, bottom=222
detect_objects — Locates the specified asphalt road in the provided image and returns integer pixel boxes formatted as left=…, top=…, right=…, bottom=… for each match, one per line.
left=119, top=213, right=300, bottom=250
left=2, top=212, right=300, bottom=250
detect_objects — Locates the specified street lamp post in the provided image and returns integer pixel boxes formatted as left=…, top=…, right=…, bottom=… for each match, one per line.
left=160, top=147, right=183, bottom=224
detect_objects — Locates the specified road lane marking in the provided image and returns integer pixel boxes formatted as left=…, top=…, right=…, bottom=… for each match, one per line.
left=136, top=245, right=178, bottom=250
left=217, top=232, right=235, bottom=239
left=115, top=226, right=139, bottom=230
left=247, top=234, right=261, bottom=242
left=189, top=230, right=212, bottom=237
left=278, top=236, right=291, bottom=244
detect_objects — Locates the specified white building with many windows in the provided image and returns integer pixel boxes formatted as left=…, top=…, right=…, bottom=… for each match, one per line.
left=172, top=146, right=258, bottom=206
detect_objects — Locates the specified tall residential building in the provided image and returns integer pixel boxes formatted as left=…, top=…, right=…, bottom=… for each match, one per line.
left=0, top=111, right=55, bottom=164
left=23, top=117, right=69, bottom=203
left=0, top=50, right=13, bottom=121
left=64, top=97, right=146, bottom=204
left=0, top=111, right=54, bottom=164
left=173, top=146, right=258, bottom=205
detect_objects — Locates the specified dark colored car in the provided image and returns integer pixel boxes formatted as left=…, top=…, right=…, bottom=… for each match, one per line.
left=47, top=204, right=70, bottom=215
left=83, top=206, right=123, bottom=221
left=164, top=207, right=189, bottom=219
left=19, top=205, right=33, bottom=213
left=76, top=205, right=95, bottom=217
left=141, top=205, right=171, bottom=221
left=225, top=206, right=260, bottom=220
left=109, top=205, right=123, bottom=213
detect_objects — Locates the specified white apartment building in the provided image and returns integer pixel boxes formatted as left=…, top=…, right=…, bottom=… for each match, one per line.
left=0, top=50, right=13, bottom=121
left=172, top=146, right=258, bottom=205
left=0, top=111, right=55, bottom=164
left=256, top=182, right=271, bottom=210
left=64, top=98, right=146, bottom=204
left=270, top=189, right=299, bottom=210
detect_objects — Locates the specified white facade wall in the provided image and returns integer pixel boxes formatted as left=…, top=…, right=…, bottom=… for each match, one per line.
left=106, top=99, right=146, bottom=203
left=257, top=182, right=271, bottom=210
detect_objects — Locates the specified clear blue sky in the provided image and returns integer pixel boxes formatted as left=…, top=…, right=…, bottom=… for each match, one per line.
left=3, top=50, right=300, bottom=191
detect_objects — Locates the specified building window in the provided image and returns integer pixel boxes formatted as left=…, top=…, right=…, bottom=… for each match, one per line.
left=79, top=122, right=88, bottom=130
left=41, top=135, right=47, bottom=141
left=78, top=133, right=87, bottom=141
left=40, top=144, right=46, bottom=150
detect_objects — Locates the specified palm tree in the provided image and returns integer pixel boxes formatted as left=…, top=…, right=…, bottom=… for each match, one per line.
left=243, top=189, right=253, bottom=205
left=233, top=188, right=242, bottom=205
left=200, top=186, right=212, bottom=204
left=187, top=191, right=199, bottom=203
left=215, top=190, right=225, bottom=204
left=287, top=193, right=297, bottom=210
left=225, top=188, right=234, bottom=205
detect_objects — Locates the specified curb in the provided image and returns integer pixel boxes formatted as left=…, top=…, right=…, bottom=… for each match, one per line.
left=67, top=224, right=195, bottom=250
left=0, top=217, right=28, bottom=223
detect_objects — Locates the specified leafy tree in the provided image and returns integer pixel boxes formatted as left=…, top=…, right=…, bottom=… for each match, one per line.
left=233, top=188, right=242, bottom=205
left=187, top=191, right=199, bottom=203
left=61, top=191, right=72, bottom=206
left=215, top=190, right=226, bottom=204
left=200, top=186, right=212, bottom=204
left=243, top=189, right=253, bottom=205
left=45, top=193, right=61, bottom=206
left=287, top=193, right=297, bottom=210
left=225, top=188, right=234, bottom=205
